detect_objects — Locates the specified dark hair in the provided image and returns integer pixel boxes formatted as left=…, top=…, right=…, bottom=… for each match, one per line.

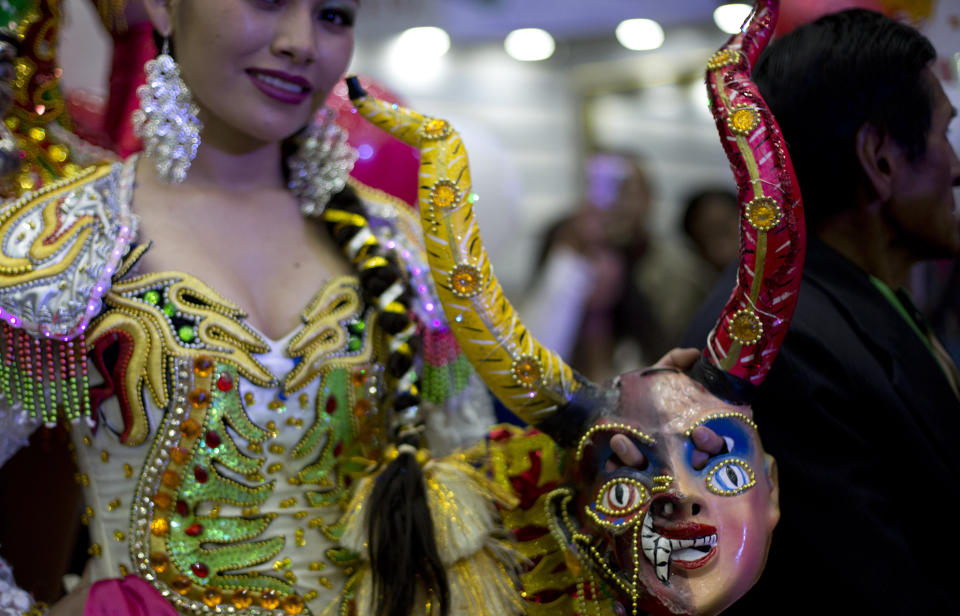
left=753, top=9, right=936, bottom=228
left=681, top=188, right=738, bottom=240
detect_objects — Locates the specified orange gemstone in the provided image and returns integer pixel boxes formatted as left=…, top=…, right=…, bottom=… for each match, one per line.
left=161, top=470, right=181, bottom=488
left=450, top=265, right=481, bottom=297
left=231, top=589, right=253, bottom=609
left=351, top=370, right=367, bottom=386
left=193, top=356, right=214, bottom=377
left=149, top=552, right=169, bottom=573
left=169, top=446, right=191, bottom=464
left=150, top=518, right=170, bottom=537
left=180, top=418, right=202, bottom=439
left=260, top=589, right=280, bottom=609
left=353, top=398, right=372, bottom=419
left=512, top=356, right=542, bottom=388
left=431, top=182, right=458, bottom=208
left=282, top=594, right=305, bottom=615
left=188, top=389, right=211, bottom=409
left=201, top=587, right=223, bottom=607
left=729, top=310, right=763, bottom=344
left=170, top=574, right=191, bottom=595
left=153, top=492, right=172, bottom=509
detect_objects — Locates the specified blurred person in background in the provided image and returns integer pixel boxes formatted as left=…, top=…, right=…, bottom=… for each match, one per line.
left=523, top=151, right=663, bottom=382
left=681, top=188, right=740, bottom=274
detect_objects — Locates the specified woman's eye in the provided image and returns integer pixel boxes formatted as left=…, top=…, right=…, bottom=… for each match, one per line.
left=597, top=478, right=647, bottom=515
left=705, top=458, right=756, bottom=495
left=319, top=7, right=356, bottom=27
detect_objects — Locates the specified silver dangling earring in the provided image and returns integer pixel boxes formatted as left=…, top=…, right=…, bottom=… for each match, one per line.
left=288, top=108, right=357, bottom=217
left=132, top=39, right=202, bottom=184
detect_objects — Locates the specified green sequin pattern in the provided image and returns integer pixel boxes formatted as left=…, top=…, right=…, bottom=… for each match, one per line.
left=168, top=363, right=288, bottom=594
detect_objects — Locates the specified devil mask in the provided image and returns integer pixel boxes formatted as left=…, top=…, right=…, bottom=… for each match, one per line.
left=346, top=1, right=800, bottom=613
left=558, top=369, right=779, bottom=615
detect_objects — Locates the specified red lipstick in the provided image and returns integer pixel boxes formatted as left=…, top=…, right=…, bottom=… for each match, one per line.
left=246, top=68, right=312, bottom=105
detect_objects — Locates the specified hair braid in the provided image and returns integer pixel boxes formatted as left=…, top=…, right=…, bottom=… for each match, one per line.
left=322, top=185, right=449, bottom=616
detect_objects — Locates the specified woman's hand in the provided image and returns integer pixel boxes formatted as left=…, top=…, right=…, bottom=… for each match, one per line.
left=46, top=583, right=90, bottom=616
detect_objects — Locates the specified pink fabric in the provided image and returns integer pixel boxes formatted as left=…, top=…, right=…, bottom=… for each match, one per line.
left=84, top=576, right=178, bottom=616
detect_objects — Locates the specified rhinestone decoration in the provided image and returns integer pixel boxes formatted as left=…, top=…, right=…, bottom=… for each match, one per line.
left=429, top=179, right=462, bottom=209
left=729, top=309, right=763, bottom=344
left=419, top=117, right=451, bottom=140
left=511, top=355, right=543, bottom=389
left=707, top=48, right=739, bottom=70
left=727, top=105, right=761, bottom=136
left=745, top=196, right=782, bottom=231
left=449, top=264, right=482, bottom=298
left=132, top=49, right=202, bottom=184
left=289, top=108, right=358, bottom=217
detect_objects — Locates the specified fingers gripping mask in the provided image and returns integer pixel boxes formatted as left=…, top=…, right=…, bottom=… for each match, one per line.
left=347, top=1, right=800, bottom=614
left=553, top=371, right=779, bottom=616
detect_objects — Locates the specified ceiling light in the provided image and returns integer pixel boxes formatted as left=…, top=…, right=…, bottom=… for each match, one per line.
left=395, top=26, right=451, bottom=60
left=504, top=28, right=555, bottom=62
left=713, top=3, right=753, bottom=34
left=615, top=19, right=665, bottom=51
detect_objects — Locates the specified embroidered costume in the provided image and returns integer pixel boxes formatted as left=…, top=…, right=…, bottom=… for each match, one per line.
left=0, top=142, right=503, bottom=613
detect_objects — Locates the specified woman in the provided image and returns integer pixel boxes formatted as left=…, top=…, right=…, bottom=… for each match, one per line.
left=0, top=1, right=503, bottom=614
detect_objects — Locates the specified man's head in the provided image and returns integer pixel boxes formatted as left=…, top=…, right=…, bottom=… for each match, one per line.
left=755, top=9, right=960, bottom=257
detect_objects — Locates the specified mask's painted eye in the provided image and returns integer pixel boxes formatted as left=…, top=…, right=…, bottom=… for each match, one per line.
left=705, top=458, right=756, bottom=495
left=597, top=478, right=648, bottom=516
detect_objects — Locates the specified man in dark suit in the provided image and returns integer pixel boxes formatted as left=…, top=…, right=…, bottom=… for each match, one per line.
left=683, top=9, right=960, bottom=614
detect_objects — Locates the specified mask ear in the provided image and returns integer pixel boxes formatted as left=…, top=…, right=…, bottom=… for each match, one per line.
left=763, top=453, right=780, bottom=529
left=141, top=0, right=175, bottom=38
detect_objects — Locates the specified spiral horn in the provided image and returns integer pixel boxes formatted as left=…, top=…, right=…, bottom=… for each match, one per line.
left=346, top=77, right=603, bottom=446
left=691, top=0, right=806, bottom=403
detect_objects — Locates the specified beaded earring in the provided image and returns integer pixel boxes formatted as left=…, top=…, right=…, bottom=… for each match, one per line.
left=288, top=108, right=357, bottom=217
left=132, top=39, right=202, bottom=184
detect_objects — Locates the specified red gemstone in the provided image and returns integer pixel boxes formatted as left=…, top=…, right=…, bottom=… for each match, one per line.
left=205, top=430, right=221, bottom=448
left=216, top=374, right=232, bottom=392
left=190, top=562, right=209, bottom=578
left=325, top=396, right=337, bottom=414
left=194, top=466, right=209, bottom=483
left=176, top=500, right=190, bottom=517
left=185, top=523, right=203, bottom=537
left=333, top=441, right=343, bottom=457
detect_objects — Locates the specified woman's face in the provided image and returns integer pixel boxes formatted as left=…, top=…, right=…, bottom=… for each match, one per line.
left=158, top=0, right=357, bottom=148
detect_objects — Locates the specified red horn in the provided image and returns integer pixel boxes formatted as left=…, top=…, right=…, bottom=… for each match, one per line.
left=698, top=0, right=805, bottom=392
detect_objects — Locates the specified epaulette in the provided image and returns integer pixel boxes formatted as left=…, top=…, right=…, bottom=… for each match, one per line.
left=0, top=161, right=136, bottom=424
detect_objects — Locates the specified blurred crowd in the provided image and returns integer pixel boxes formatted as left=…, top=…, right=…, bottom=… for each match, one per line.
left=522, top=150, right=740, bottom=382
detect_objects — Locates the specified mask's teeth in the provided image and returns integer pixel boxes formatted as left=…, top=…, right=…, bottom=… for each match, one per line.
left=669, top=538, right=695, bottom=550
left=641, top=513, right=658, bottom=564
left=641, top=514, right=672, bottom=585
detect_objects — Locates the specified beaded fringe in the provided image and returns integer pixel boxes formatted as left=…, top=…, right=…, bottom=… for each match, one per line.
left=0, top=321, right=91, bottom=426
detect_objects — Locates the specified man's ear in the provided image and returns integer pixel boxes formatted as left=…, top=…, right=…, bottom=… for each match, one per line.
left=141, top=0, right=175, bottom=38
left=855, top=123, right=898, bottom=203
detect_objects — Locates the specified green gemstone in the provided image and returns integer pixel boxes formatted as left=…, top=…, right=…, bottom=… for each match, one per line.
left=347, top=337, right=362, bottom=351
left=178, top=326, right=196, bottom=342
left=143, top=290, right=161, bottom=305
left=349, top=320, right=365, bottom=333
left=162, top=302, right=176, bottom=317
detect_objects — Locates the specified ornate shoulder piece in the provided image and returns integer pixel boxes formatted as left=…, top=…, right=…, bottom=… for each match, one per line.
left=0, top=161, right=135, bottom=338
left=0, top=161, right=135, bottom=426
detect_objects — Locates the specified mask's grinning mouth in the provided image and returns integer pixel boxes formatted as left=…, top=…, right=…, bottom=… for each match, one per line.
left=641, top=514, right=718, bottom=584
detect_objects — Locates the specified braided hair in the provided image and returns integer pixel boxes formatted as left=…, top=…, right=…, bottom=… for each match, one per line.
left=321, top=185, right=450, bottom=616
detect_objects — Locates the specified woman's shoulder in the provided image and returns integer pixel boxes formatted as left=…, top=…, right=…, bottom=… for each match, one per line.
left=0, top=160, right=136, bottom=338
